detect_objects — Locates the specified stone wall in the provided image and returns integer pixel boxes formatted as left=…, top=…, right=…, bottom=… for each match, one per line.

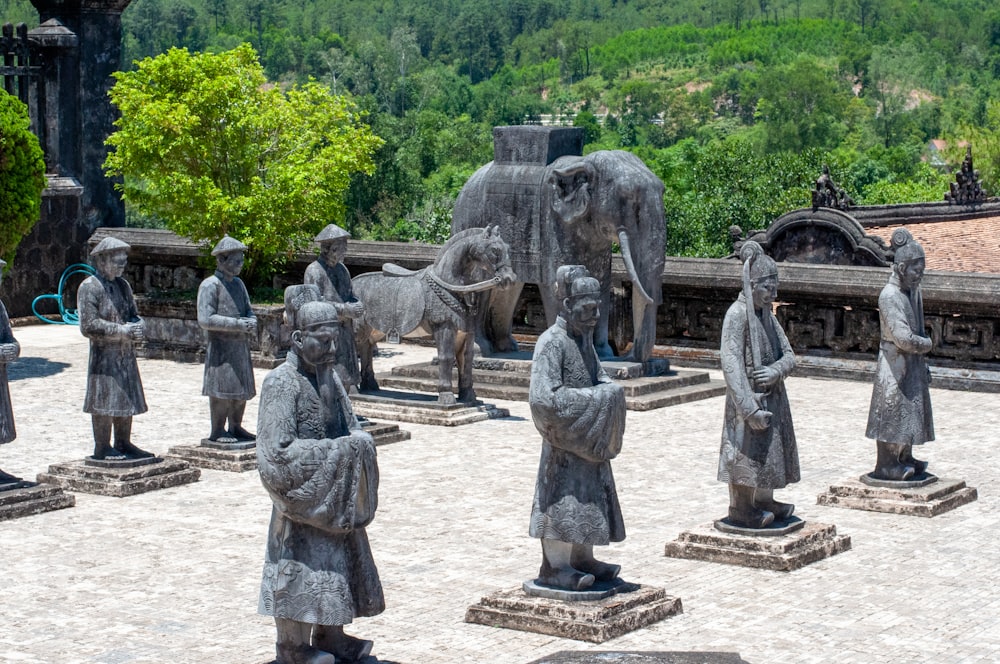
left=86, top=228, right=1000, bottom=391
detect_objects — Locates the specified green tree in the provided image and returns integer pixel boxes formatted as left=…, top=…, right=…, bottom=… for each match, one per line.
left=0, top=91, right=46, bottom=265
left=756, top=57, right=851, bottom=152
left=105, top=44, right=382, bottom=285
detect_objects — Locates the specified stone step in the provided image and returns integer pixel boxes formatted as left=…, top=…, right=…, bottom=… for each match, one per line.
left=377, top=371, right=725, bottom=411
left=386, top=363, right=712, bottom=396
left=362, top=420, right=411, bottom=446
left=0, top=483, right=76, bottom=521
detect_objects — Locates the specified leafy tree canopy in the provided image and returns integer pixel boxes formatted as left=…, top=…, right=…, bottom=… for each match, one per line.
left=104, top=44, right=382, bottom=284
left=0, top=91, right=46, bottom=266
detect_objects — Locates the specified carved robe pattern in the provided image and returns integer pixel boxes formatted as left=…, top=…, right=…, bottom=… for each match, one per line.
left=197, top=272, right=256, bottom=400
left=528, top=318, right=626, bottom=546
left=866, top=273, right=934, bottom=445
left=78, top=274, right=148, bottom=417
left=304, top=259, right=361, bottom=388
left=0, top=300, right=19, bottom=444
left=718, top=295, right=799, bottom=489
left=257, top=351, right=383, bottom=625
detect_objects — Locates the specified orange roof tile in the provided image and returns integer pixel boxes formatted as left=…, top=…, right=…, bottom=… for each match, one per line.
left=867, top=216, right=1000, bottom=274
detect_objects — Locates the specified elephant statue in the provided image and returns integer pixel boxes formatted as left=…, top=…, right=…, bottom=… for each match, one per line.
left=451, top=126, right=666, bottom=367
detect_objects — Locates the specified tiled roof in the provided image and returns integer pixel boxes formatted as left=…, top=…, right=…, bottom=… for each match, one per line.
left=866, top=216, right=1000, bottom=274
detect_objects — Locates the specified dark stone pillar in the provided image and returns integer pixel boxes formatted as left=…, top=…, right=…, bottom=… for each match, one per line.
left=28, top=0, right=131, bottom=231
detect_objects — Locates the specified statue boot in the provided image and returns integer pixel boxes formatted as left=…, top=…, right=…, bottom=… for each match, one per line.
left=0, top=467, right=24, bottom=484
left=900, top=444, right=928, bottom=475
left=873, top=441, right=915, bottom=481
left=570, top=544, right=620, bottom=583
left=312, top=625, right=373, bottom=663
left=275, top=619, right=335, bottom=664
left=753, top=488, right=795, bottom=521
left=538, top=539, right=595, bottom=591
left=92, top=415, right=127, bottom=460
left=728, top=484, right=774, bottom=529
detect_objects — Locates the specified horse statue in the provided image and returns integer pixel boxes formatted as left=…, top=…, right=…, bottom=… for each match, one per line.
left=353, top=226, right=516, bottom=405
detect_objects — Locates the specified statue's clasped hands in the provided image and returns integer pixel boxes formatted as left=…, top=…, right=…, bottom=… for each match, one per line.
left=747, top=408, right=772, bottom=431
left=126, top=321, right=145, bottom=342
left=241, top=317, right=258, bottom=335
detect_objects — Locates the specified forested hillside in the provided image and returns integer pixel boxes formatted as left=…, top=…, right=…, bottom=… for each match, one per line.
left=9, top=0, right=1000, bottom=256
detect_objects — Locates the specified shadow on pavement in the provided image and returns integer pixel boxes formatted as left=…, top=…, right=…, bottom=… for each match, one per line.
left=8, top=356, right=71, bottom=381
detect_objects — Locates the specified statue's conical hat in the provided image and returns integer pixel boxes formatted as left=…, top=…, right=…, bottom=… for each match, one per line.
left=91, top=236, right=131, bottom=256
left=315, top=224, right=351, bottom=243
left=211, top=234, right=248, bottom=256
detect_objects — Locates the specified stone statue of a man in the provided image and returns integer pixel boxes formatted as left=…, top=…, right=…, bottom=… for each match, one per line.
left=197, top=235, right=257, bottom=443
left=528, top=265, right=627, bottom=591
left=304, top=224, right=364, bottom=391
left=257, top=299, right=383, bottom=664
left=78, top=237, right=152, bottom=460
left=866, top=228, right=933, bottom=481
left=718, top=241, right=799, bottom=529
left=0, top=259, right=24, bottom=486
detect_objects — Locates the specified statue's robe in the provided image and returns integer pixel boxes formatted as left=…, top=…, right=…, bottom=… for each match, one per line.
left=197, top=272, right=256, bottom=400
left=866, top=273, right=934, bottom=446
left=717, top=294, right=799, bottom=489
left=0, top=300, right=19, bottom=444
left=78, top=274, right=148, bottom=417
left=528, top=317, right=626, bottom=546
left=304, top=259, right=361, bottom=388
left=257, top=351, right=384, bottom=625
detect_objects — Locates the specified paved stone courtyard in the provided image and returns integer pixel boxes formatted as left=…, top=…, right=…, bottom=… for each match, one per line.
left=2, top=324, right=998, bottom=663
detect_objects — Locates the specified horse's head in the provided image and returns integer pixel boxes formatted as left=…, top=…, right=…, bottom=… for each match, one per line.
left=471, top=225, right=516, bottom=289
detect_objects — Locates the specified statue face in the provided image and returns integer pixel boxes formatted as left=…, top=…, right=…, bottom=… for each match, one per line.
left=297, top=322, right=339, bottom=366
left=217, top=251, right=245, bottom=278
left=565, top=292, right=600, bottom=331
left=321, top=240, right=348, bottom=264
left=896, top=258, right=925, bottom=290
left=751, top=273, right=778, bottom=309
left=97, top=250, right=128, bottom=279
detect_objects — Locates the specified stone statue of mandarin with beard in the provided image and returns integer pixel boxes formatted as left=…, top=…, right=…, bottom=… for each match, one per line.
left=257, top=299, right=383, bottom=664
left=717, top=241, right=799, bottom=529
left=528, top=265, right=627, bottom=592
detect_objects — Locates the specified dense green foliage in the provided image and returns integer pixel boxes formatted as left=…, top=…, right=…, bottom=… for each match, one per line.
left=104, top=44, right=382, bottom=284
left=0, top=91, right=46, bottom=265
left=8, top=0, right=999, bottom=256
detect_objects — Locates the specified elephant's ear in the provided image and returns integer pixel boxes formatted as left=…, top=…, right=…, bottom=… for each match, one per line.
left=547, top=161, right=594, bottom=226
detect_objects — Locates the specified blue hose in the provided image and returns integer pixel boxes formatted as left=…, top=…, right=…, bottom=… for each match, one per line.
left=31, top=263, right=97, bottom=324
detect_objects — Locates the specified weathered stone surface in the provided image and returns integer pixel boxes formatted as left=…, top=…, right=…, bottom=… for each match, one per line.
left=0, top=482, right=75, bottom=521
left=37, top=457, right=200, bottom=497
left=528, top=652, right=748, bottom=664
left=361, top=420, right=411, bottom=446
left=664, top=521, right=851, bottom=572
left=713, top=515, right=805, bottom=537
left=167, top=443, right=258, bottom=472
left=466, top=584, right=682, bottom=643
left=522, top=578, right=635, bottom=602
left=817, top=476, right=978, bottom=517
left=378, top=360, right=725, bottom=411
left=350, top=390, right=508, bottom=426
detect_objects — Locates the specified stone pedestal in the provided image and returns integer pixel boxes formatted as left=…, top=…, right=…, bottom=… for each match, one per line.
left=817, top=473, right=978, bottom=517
left=465, top=581, right=682, bottom=643
left=168, top=439, right=258, bottom=472
left=376, top=354, right=725, bottom=411
left=361, top=420, right=411, bottom=445
left=351, top=389, right=508, bottom=426
left=664, top=518, right=851, bottom=572
left=37, top=456, right=200, bottom=497
left=528, top=652, right=749, bottom=664
left=0, top=482, right=75, bottom=521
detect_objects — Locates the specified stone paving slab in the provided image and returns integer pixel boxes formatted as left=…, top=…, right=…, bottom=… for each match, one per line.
left=1, top=325, right=999, bottom=663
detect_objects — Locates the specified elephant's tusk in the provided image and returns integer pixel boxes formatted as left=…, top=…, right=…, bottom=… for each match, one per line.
left=618, top=229, right=655, bottom=305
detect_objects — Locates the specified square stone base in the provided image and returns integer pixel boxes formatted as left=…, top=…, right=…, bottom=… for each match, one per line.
left=465, top=583, right=682, bottom=643
left=664, top=521, right=851, bottom=572
left=37, top=457, right=201, bottom=497
left=362, top=420, right=411, bottom=445
left=167, top=442, right=258, bottom=472
left=528, top=652, right=748, bottom=664
left=0, top=482, right=75, bottom=521
left=816, top=476, right=978, bottom=517
left=352, top=390, right=508, bottom=426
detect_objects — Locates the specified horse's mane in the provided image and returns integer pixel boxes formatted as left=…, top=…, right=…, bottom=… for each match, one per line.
left=441, top=226, right=488, bottom=249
